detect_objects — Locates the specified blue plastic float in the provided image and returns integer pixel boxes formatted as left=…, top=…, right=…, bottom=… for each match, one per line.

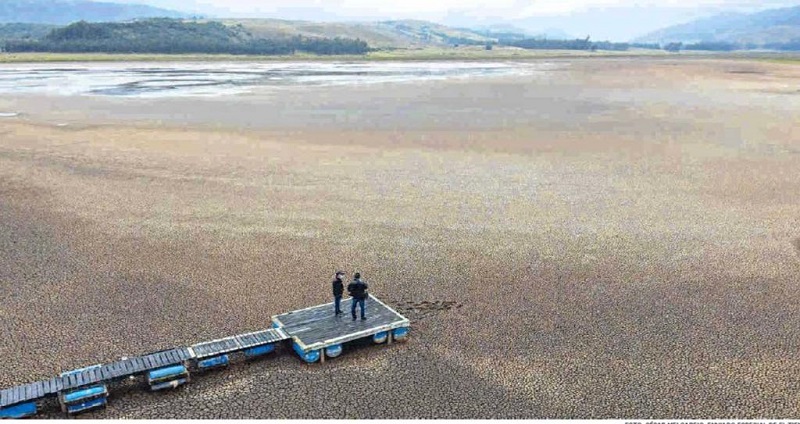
left=0, top=401, right=37, bottom=419
left=325, top=344, right=343, bottom=358
left=147, top=365, right=189, bottom=391
left=243, top=343, right=275, bottom=358
left=197, top=354, right=230, bottom=370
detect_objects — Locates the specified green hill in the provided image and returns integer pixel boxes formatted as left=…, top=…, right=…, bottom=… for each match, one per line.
left=4, top=19, right=370, bottom=55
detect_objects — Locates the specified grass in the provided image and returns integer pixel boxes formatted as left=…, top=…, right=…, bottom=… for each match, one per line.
left=0, top=48, right=672, bottom=64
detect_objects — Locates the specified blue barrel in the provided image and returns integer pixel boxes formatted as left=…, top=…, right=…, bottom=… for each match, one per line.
left=0, top=402, right=37, bottom=419
left=372, top=331, right=388, bottom=344
left=197, top=354, right=229, bottom=369
left=243, top=343, right=275, bottom=358
left=325, top=344, right=343, bottom=358
left=63, top=385, right=108, bottom=404
left=148, top=365, right=188, bottom=383
left=271, top=321, right=281, bottom=329
left=393, top=327, right=410, bottom=341
left=66, top=397, right=107, bottom=415
left=292, top=342, right=320, bottom=363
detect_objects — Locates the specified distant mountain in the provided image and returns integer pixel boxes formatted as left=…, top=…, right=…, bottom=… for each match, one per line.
left=0, top=23, right=58, bottom=41
left=0, top=0, right=188, bottom=25
left=530, top=28, right=575, bottom=40
left=636, top=5, right=800, bottom=45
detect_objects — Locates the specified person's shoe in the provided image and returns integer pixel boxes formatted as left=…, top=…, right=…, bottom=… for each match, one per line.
left=352, top=316, right=357, bottom=321
left=361, top=317, right=367, bottom=320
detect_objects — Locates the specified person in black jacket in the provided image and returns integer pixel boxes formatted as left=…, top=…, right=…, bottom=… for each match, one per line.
left=332, top=271, right=345, bottom=315
left=347, top=272, right=369, bottom=320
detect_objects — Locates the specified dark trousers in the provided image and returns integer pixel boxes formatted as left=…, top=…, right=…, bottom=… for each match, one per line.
left=334, top=295, right=342, bottom=314
left=351, top=297, right=366, bottom=319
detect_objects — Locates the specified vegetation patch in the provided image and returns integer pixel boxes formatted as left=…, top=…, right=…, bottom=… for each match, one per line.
left=2, top=19, right=369, bottom=55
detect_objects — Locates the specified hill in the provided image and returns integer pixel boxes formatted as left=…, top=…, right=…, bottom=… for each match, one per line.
left=0, top=0, right=187, bottom=25
left=636, top=5, right=800, bottom=47
left=3, top=19, right=370, bottom=55
left=218, top=19, right=494, bottom=49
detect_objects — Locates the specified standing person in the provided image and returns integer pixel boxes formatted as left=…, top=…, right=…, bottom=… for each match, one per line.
left=347, top=272, right=369, bottom=321
left=332, top=271, right=345, bottom=315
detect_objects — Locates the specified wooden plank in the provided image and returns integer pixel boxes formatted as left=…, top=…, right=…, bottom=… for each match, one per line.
left=177, top=348, right=190, bottom=360
left=108, top=363, right=120, bottom=378
left=54, top=377, right=63, bottom=392
left=32, top=382, right=42, bottom=399
left=177, top=348, right=191, bottom=361
left=99, top=366, right=112, bottom=381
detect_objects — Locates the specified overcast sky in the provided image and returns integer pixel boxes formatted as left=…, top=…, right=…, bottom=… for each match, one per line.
left=113, top=0, right=800, bottom=40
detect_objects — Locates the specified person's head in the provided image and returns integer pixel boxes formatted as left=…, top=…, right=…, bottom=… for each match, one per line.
left=335, top=271, right=345, bottom=280
left=354, top=272, right=361, bottom=280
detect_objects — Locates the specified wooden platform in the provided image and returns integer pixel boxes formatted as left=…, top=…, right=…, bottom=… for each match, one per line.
left=273, top=294, right=410, bottom=352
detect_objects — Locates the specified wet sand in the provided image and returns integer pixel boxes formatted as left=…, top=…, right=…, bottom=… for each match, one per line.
left=1, top=58, right=800, bottom=418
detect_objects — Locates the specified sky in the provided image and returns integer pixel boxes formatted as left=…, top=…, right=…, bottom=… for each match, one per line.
left=109, top=0, right=800, bottom=40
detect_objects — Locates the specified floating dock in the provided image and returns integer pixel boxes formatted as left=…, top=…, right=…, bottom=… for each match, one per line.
left=0, top=295, right=409, bottom=418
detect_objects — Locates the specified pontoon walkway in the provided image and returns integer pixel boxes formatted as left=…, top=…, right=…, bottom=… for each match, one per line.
left=0, top=295, right=409, bottom=418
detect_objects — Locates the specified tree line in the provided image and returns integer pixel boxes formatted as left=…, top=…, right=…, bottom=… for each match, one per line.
left=2, top=19, right=370, bottom=55
left=501, top=36, right=800, bottom=52
left=501, top=37, right=662, bottom=52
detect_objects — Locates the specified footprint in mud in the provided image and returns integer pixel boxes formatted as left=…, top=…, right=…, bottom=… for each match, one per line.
left=390, top=300, right=463, bottom=320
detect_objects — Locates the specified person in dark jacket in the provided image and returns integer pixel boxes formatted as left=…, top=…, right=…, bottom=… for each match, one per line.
left=332, top=271, right=345, bottom=315
left=347, top=272, right=369, bottom=320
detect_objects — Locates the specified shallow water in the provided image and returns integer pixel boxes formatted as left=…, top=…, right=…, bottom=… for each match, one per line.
left=0, top=61, right=552, bottom=98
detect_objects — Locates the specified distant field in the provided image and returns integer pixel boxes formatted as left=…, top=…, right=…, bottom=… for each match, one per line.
left=0, top=48, right=673, bottom=63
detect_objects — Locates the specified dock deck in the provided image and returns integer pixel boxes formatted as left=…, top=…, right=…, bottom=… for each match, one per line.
left=0, top=295, right=409, bottom=417
left=273, top=294, right=410, bottom=352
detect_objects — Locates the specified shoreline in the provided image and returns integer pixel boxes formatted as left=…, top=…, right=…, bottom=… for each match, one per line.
left=3, top=49, right=798, bottom=64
